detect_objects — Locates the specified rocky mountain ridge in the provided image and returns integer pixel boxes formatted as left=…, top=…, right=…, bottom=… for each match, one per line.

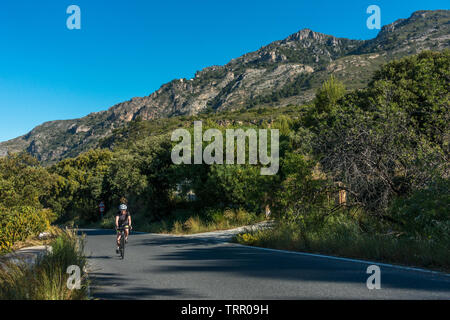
left=1, top=10, right=449, bottom=164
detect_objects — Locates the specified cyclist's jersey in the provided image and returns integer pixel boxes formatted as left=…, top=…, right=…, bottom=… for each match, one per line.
left=116, top=211, right=130, bottom=227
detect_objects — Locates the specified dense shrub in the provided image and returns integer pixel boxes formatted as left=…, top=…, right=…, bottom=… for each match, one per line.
left=389, top=179, right=450, bottom=241
left=0, top=206, right=55, bottom=251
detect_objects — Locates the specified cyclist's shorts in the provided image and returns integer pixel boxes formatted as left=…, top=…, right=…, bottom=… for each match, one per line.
left=117, top=224, right=129, bottom=232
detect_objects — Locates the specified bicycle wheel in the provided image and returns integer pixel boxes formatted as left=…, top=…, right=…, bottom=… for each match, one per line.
left=120, top=231, right=125, bottom=259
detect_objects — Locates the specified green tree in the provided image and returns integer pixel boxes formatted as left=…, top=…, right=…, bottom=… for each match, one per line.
left=47, top=149, right=113, bottom=222
left=313, top=75, right=346, bottom=114
left=0, top=153, right=58, bottom=209
left=313, top=51, right=449, bottom=218
left=272, top=152, right=328, bottom=227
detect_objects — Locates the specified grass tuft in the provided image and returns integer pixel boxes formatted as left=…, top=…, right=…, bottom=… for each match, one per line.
left=0, top=228, right=89, bottom=300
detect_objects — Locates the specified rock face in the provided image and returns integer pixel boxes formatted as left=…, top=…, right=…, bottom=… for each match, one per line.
left=1, top=10, right=449, bottom=164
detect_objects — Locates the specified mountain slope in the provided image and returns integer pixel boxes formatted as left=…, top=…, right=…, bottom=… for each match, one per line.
left=1, top=9, right=449, bottom=164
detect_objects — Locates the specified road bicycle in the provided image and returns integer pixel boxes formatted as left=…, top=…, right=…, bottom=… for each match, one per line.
left=116, top=226, right=130, bottom=259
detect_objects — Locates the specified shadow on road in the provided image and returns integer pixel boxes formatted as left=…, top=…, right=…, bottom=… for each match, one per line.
left=79, top=229, right=116, bottom=236
left=90, top=272, right=203, bottom=299
left=88, top=255, right=113, bottom=260
left=136, top=237, right=450, bottom=295
left=82, top=229, right=450, bottom=299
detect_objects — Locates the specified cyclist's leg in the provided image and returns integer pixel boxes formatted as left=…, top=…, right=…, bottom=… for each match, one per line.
left=116, top=228, right=122, bottom=246
left=115, top=228, right=121, bottom=253
left=124, top=226, right=129, bottom=241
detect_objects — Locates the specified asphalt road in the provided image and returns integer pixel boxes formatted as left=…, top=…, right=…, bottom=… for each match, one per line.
left=82, top=229, right=450, bottom=299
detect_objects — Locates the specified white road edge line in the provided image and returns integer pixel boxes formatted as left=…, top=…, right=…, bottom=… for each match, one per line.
left=81, top=228, right=450, bottom=278
left=233, top=243, right=450, bottom=278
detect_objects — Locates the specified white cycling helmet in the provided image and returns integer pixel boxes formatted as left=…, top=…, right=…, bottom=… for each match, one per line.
left=119, top=204, right=127, bottom=210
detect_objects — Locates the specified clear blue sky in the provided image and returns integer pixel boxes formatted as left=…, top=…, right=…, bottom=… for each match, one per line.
left=0, top=0, right=448, bottom=142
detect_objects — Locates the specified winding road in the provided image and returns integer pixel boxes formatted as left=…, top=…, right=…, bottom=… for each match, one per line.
left=82, top=229, right=450, bottom=299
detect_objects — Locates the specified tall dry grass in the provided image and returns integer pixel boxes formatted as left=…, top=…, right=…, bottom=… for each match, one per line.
left=0, top=228, right=89, bottom=300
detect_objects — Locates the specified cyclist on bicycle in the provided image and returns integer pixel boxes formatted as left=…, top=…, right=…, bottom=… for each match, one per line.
left=115, top=203, right=132, bottom=254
